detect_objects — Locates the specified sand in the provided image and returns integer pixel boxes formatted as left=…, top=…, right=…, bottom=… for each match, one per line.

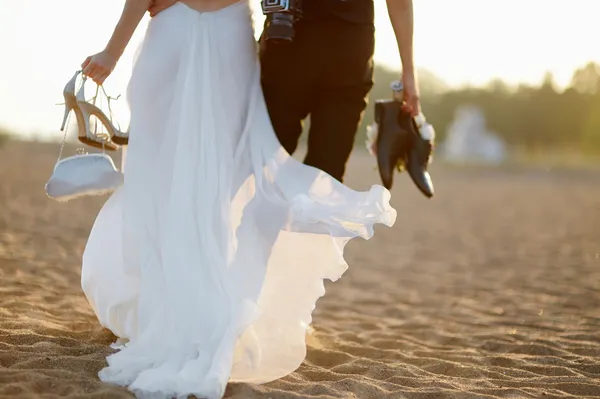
left=1, top=140, right=600, bottom=399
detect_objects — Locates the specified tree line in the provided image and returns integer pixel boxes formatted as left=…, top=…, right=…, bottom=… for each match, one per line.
left=2, top=62, right=598, bottom=156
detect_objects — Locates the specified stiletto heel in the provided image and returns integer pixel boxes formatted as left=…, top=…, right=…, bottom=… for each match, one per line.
left=60, top=103, right=71, bottom=132
left=60, top=70, right=80, bottom=131
left=74, top=80, right=119, bottom=151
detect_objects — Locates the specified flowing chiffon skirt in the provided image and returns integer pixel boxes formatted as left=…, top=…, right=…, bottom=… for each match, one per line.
left=81, top=2, right=396, bottom=398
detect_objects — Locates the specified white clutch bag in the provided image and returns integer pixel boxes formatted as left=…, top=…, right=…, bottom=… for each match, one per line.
left=45, top=153, right=124, bottom=202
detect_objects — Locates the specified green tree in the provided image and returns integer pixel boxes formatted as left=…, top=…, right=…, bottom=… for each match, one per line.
left=581, top=94, right=600, bottom=153
left=570, top=62, right=600, bottom=95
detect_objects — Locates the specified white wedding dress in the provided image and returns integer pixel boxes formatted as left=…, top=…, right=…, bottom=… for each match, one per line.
left=81, top=2, right=396, bottom=398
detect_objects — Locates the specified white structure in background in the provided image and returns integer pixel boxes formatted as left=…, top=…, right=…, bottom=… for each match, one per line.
left=441, top=105, right=507, bottom=164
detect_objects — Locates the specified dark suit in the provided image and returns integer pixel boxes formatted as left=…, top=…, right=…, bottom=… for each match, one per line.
left=259, top=0, right=375, bottom=182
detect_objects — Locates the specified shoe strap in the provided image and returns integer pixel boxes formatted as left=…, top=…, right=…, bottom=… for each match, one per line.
left=89, top=84, right=122, bottom=132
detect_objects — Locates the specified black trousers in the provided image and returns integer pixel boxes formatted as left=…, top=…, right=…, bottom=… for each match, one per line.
left=259, top=17, right=375, bottom=182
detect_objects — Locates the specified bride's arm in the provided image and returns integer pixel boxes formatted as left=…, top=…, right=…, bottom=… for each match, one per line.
left=82, top=0, right=150, bottom=84
left=105, top=0, right=150, bottom=59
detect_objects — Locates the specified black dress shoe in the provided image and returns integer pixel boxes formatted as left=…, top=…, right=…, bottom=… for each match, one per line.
left=374, top=99, right=435, bottom=198
left=374, top=100, right=409, bottom=190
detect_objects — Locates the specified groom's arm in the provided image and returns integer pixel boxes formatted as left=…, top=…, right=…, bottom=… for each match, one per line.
left=385, top=0, right=421, bottom=114
left=386, top=0, right=415, bottom=77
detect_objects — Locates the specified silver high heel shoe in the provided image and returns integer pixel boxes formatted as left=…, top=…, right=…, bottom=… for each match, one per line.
left=59, top=71, right=119, bottom=151
left=74, top=78, right=120, bottom=150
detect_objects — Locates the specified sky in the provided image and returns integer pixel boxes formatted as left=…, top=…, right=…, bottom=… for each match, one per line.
left=0, top=0, right=598, bottom=137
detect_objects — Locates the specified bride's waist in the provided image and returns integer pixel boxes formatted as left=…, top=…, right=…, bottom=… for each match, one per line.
left=177, top=0, right=246, bottom=14
left=148, top=0, right=251, bottom=33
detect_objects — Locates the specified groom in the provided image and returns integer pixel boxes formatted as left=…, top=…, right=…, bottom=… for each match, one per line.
left=149, top=0, right=420, bottom=183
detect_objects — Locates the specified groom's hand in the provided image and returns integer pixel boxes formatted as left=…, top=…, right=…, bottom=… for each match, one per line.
left=148, top=0, right=177, bottom=17
left=401, top=72, right=421, bottom=117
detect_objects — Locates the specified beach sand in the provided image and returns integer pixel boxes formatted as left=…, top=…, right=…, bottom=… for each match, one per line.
left=1, top=140, right=600, bottom=398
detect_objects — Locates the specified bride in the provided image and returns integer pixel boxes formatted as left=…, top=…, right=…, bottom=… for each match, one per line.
left=80, top=0, right=396, bottom=398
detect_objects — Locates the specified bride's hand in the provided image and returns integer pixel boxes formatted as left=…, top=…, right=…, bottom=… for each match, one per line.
left=81, top=50, right=118, bottom=85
